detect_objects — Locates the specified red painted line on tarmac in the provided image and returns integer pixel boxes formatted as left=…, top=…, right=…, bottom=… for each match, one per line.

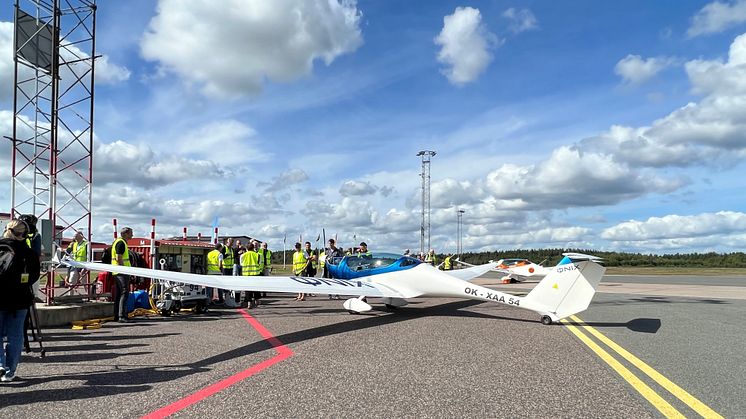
left=141, top=309, right=294, bottom=419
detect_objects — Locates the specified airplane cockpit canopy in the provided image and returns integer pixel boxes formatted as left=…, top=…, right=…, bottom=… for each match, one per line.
left=345, top=252, right=420, bottom=271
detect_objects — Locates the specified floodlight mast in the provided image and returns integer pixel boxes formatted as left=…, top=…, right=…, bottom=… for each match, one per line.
left=417, top=150, right=436, bottom=256
left=457, top=209, right=465, bottom=259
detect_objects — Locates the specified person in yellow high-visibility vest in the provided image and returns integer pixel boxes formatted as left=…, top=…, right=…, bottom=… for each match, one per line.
left=206, top=243, right=224, bottom=304
left=112, top=227, right=133, bottom=322
left=443, top=254, right=452, bottom=271
left=222, top=238, right=235, bottom=276
left=292, top=242, right=307, bottom=301
left=240, top=242, right=261, bottom=308
left=65, top=231, right=88, bottom=285
left=259, top=241, right=272, bottom=275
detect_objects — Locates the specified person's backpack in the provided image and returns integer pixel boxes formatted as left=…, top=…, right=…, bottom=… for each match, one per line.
left=0, top=242, right=16, bottom=277
left=100, top=246, right=112, bottom=264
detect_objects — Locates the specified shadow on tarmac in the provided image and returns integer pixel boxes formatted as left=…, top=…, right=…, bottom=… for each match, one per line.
left=591, top=295, right=731, bottom=306
left=0, top=300, right=515, bottom=407
left=3, top=299, right=644, bottom=407
left=571, top=318, right=662, bottom=334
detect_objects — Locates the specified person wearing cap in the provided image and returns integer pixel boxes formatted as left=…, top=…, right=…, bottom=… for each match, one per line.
left=0, top=219, right=41, bottom=382
left=425, top=249, right=438, bottom=266
left=357, top=242, right=372, bottom=257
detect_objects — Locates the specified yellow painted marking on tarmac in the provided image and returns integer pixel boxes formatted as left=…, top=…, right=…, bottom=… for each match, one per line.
left=561, top=320, right=685, bottom=419
left=570, top=315, right=724, bottom=419
left=552, top=283, right=558, bottom=290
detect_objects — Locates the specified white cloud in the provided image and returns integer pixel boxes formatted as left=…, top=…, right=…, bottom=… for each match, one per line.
left=685, top=32, right=746, bottom=95
left=615, top=54, right=673, bottom=85
left=172, top=119, right=266, bottom=165
left=483, top=146, right=682, bottom=209
left=261, top=169, right=309, bottom=192
left=140, top=0, right=363, bottom=99
left=93, top=54, right=132, bottom=85
left=58, top=39, right=130, bottom=87
left=306, top=196, right=375, bottom=229
left=582, top=33, right=746, bottom=168
left=339, top=180, right=376, bottom=196
left=94, top=140, right=229, bottom=187
left=464, top=226, right=593, bottom=250
left=0, top=22, right=13, bottom=101
left=434, top=7, right=498, bottom=85
left=502, top=8, right=538, bottom=34
left=430, top=178, right=483, bottom=208
left=688, top=0, right=746, bottom=37
left=602, top=211, right=746, bottom=242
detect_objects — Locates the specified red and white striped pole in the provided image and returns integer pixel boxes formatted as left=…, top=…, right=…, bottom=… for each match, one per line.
left=113, top=218, right=118, bottom=239
left=214, top=227, right=219, bottom=244
left=182, top=227, right=187, bottom=240
left=150, top=219, right=156, bottom=270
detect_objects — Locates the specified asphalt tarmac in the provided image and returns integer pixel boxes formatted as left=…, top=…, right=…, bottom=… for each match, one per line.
left=2, top=274, right=743, bottom=418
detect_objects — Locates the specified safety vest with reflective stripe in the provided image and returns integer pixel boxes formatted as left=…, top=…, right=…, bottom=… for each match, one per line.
left=425, top=254, right=437, bottom=266
left=241, top=250, right=261, bottom=276
left=206, top=249, right=222, bottom=273
left=257, top=248, right=265, bottom=272
left=443, top=256, right=452, bottom=270
left=68, top=240, right=88, bottom=262
left=306, top=250, right=317, bottom=268
left=319, top=251, right=326, bottom=268
left=111, top=238, right=131, bottom=275
left=292, top=251, right=307, bottom=276
left=223, top=246, right=234, bottom=267
left=263, top=249, right=272, bottom=267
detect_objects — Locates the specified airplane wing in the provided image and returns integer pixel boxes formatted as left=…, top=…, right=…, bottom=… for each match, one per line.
left=443, top=261, right=497, bottom=282
left=63, top=260, right=404, bottom=298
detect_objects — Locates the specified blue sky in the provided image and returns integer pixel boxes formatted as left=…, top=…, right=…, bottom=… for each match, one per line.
left=2, top=0, right=746, bottom=254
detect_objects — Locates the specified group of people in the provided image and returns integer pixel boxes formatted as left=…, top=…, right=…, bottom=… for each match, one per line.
left=205, top=237, right=273, bottom=309
left=0, top=216, right=42, bottom=383
left=404, top=248, right=454, bottom=270
left=290, top=238, right=359, bottom=300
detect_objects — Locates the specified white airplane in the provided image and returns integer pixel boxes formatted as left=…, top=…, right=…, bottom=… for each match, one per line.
left=459, top=258, right=551, bottom=283
left=60, top=252, right=605, bottom=325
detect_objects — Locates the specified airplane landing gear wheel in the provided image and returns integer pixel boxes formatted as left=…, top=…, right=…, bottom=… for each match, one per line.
left=541, top=315, right=553, bottom=325
left=385, top=304, right=398, bottom=311
left=160, top=309, right=171, bottom=317
left=347, top=310, right=359, bottom=315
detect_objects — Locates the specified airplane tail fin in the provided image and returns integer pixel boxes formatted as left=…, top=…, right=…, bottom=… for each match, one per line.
left=523, top=253, right=605, bottom=320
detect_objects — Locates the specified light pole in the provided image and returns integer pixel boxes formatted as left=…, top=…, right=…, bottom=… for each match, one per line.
left=417, top=150, right=436, bottom=256
left=457, top=209, right=465, bottom=259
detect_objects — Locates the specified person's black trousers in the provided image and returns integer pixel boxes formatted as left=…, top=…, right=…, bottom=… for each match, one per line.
left=114, top=274, right=130, bottom=320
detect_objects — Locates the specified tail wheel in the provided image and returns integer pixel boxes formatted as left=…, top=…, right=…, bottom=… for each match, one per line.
left=540, top=315, right=553, bottom=325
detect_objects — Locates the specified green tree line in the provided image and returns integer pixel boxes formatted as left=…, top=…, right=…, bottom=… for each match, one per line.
left=272, top=248, right=746, bottom=268
left=456, top=248, right=746, bottom=268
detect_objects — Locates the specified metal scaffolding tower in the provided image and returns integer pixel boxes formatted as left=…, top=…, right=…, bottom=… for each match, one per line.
left=8, top=0, right=98, bottom=302
left=417, top=150, right=436, bottom=255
